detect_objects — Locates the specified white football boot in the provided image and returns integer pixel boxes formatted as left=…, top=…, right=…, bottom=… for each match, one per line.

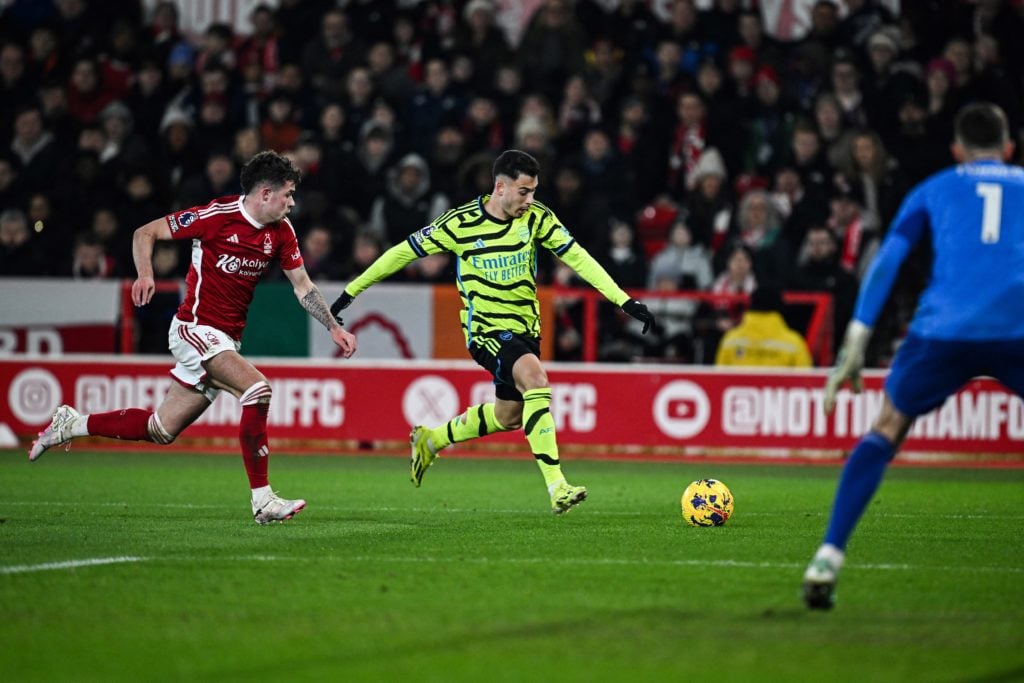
left=29, top=405, right=83, bottom=462
left=252, top=490, right=306, bottom=525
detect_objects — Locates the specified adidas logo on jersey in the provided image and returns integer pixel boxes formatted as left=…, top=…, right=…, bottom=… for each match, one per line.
left=228, top=234, right=239, bottom=243
left=474, top=238, right=485, bottom=249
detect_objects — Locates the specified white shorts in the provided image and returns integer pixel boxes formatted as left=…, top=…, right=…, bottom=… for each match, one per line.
left=167, top=317, right=241, bottom=402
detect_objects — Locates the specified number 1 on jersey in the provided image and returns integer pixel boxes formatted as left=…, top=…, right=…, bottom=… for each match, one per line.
left=976, top=182, right=1002, bottom=244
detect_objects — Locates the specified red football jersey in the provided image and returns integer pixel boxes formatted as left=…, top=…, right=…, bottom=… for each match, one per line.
left=166, top=195, right=304, bottom=340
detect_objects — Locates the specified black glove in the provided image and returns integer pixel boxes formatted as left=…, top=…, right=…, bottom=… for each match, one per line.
left=330, top=290, right=354, bottom=324
left=622, top=298, right=655, bottom=335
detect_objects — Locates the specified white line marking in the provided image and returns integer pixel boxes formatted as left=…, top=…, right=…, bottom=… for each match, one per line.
left=0, top=556, right=146, bottom=575
left=3, top=554, right=1019, bottom=576
left=8, top=501, right=1024, bottom=521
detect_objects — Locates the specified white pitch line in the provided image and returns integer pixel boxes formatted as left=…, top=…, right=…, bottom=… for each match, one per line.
left=0, top=556, right=146, bottom=575
left=3, top=554, right=1020, bottom=576
left=8, top=501, right=1024, bottom=521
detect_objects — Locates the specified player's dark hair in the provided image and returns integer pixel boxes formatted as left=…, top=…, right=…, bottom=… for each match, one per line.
left=239, top=150, right=301, bottom=194
left=493, top=149, right=540, bottom=182
left=955, top=102, right=1007, bottom=150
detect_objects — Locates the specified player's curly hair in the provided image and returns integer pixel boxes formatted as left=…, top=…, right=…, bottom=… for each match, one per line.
left=493, top=149, right=540, bottom=182
left=239, top=150, right=301, bottom=194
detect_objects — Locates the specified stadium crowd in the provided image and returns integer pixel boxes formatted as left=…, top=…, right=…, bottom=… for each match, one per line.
left=1, top=0, right=1022, bottom=365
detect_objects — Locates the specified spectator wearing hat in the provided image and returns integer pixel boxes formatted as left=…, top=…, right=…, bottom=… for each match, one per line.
left=157, top=107, right=200, bottom=191
left=839, top=0, right=896, bottom=50
left=887, top=93, right=951, bottom=185
left=726, top=44, right=756, bottom=104
left=715, top=283, right=812, bottom=367
left=686, top=146, right=732, bottom=250
left=743, top=64, right=795, bottom=175
left=924, top=56, right=958, bottom=144
left=97, top=100, right=150, bottom=174
left=367, top=153, right=450, bottom=248
left=454, top=0, right=512, bottom=92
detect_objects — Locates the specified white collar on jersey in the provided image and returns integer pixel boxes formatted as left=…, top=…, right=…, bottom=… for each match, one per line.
left=237, top=196, right=266, bottom=229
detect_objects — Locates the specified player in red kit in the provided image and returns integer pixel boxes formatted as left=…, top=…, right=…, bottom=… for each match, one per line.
left=29, top=151, right=357, bottom=524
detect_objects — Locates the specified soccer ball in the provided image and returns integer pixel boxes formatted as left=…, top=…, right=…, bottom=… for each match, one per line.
left=681, top=479, right=734, bottom=527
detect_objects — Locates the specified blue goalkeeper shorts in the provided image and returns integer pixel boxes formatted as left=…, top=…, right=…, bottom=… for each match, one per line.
left=886, top=334, right=1024, bottom=417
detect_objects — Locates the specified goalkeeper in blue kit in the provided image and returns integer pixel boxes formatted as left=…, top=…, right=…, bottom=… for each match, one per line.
left=332, top=150, right=655, bottom=514
left=803, top=103, right=1024, bottom=608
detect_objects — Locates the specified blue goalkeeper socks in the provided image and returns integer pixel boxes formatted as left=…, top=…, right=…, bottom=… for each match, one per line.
left=823, top=431, right=896, bottom=550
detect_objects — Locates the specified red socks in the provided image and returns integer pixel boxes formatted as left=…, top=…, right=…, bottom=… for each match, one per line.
left=87, top=409, right=153, bottom=441
left=239, top=403, right=270, bottom=488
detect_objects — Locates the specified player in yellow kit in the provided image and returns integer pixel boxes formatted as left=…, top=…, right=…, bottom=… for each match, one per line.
left=332, top=150, right=655, bottom=513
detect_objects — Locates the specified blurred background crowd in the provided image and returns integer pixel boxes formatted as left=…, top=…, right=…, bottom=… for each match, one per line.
left=1, top=0, right=1022, bottom=364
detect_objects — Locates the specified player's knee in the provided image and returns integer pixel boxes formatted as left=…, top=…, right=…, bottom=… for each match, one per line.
left=147, top=412, right=177, bottom=445
left=239, top=379, right=272, bottom=406
left=494, top=407, right=522, bottom=431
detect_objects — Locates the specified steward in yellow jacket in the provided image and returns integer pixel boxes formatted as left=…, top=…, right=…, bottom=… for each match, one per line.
left=715, top=285, right=812, bottom=367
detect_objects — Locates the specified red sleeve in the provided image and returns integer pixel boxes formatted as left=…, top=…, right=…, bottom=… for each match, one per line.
left=165, top=205, right=210, bottom=241
left=279, top=218, right=304, bottom=270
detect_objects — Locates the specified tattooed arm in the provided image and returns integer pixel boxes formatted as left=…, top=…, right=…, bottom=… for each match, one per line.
left=285, top=266, right=357, bottom=358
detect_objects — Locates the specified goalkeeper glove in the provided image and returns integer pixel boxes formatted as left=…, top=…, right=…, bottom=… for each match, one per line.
left=824, top=320, right=872, bottom=414
left=622, top=298, right=656, bottom=335
left=330, top=290, right=354, bottom=325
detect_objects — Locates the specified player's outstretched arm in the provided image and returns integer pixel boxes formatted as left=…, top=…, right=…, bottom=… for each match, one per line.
left=286, top=266, right=357, bottom=358
left=329, top=241, right=421, bottom=314
left=557, top=243, right=657, bottom=334
left=131, top=218, right=173, bottom=307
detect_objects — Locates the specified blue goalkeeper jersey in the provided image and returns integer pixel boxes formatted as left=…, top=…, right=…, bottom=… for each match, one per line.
left=854, top=159, right=1024, bottom=340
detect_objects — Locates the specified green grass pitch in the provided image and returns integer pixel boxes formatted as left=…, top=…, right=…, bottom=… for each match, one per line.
left=2, top=450, right=1022, bottom=682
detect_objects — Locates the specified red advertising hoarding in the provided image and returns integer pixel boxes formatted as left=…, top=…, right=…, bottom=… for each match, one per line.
left=2, top=357, right=1022, bottom=460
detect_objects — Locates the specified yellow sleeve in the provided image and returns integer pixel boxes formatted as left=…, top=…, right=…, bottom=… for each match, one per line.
left=345, top=241, right=419, bottom=297
left=557, top=242, right=630, bottom=306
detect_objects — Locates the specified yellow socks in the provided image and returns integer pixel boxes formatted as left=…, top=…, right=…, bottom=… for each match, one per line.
left=522, top=388, right=563, bottom=487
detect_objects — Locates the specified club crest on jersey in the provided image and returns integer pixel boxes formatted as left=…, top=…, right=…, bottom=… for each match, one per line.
left=263, top=233, right=273, bottom=255
left=518, top=226, right=530, bottom=243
